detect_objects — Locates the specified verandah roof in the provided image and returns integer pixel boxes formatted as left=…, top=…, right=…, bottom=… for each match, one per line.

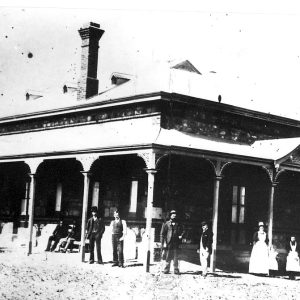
left=0, top=116, right=299, bottom=165
left=0, top=116, right=161, bottom=159
left=156, top=129, right=300, bottom=162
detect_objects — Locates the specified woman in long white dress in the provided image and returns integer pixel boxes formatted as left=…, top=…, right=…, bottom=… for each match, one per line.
left=249, top=222, right=269, bottom=275
left=286, top=236, right=300, bottom=279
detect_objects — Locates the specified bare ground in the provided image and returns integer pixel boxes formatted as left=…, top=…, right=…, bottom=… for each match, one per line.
left=0, top=247, right=299, bottom=300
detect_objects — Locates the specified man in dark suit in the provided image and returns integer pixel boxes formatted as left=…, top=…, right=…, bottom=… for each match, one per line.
left=198, top=221, right=213, bottom=277
left=160, top=210, right=184, bottom=274
left=45, top=219, right=67, bottom=252
left=86, top=206, right=105, bottom=264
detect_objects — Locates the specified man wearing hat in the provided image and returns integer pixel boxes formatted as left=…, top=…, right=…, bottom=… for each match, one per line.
left=86, top=206, right=105, bottom=264
left=160, top=210, right=184, bottom=274
left=197, top=221, right=213, bottom=277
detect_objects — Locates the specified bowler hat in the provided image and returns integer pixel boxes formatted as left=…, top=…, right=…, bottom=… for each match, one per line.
left=170, top=210, right=177, bottom=215
left=91, top=206, right=98, bottom=213
left=201, top=221, right=208, bottom=227
left=258, top=221, right=264, bottom=227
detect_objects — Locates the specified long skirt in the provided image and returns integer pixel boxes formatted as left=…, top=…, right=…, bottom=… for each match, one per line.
left=249, top=241, right=269, bottom=274
left=268, top=249, right=278, bottom=271
left=286, top=251, right=300, bottom=272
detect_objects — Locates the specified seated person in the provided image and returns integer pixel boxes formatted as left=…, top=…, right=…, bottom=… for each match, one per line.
left=55, top=220, right=77, bottom=253
left=45, top=219, right=68, bottom=252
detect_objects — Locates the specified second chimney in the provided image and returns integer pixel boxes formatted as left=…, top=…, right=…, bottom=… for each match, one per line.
left=77, top=22, right=104, bottom=100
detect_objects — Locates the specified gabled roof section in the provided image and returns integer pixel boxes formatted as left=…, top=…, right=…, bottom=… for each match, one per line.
left=171, top=60, right=202, bottom=75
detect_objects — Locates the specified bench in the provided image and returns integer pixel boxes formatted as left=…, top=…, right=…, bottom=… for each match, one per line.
left=72, top=239, right=90, bottom=253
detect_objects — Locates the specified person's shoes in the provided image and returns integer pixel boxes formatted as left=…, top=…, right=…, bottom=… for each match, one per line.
left=89, top=260, right=94, bottom=264
left=163, top=270, right=170, bottom=274
left=118, top=264, right=124, bottom=268
left=112, top=263, right=118, bottom=267
left=174, top=270, right=180, bottom=275
left=96, top=261, right=103, bottom=264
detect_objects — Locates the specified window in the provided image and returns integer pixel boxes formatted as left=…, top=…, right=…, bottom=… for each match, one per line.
left=232, top=185, right=246, bottom=224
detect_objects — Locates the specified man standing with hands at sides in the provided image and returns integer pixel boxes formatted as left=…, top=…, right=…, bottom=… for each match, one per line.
left=160, top=210, right=184, bottom=275
left=197, top=221, right=213, bottom=277
left=110, top=210, right=127, bottom=267
left=86, top=206, right=105, bottom=264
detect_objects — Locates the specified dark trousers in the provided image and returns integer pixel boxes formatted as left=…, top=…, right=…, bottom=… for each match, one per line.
left=112, top=234, right=124, bottom=265
left=89, top=233, right=102, bottom=263
left=45, top=236, right=60, bottom=251
left=164, top=248, right=179, bottom=272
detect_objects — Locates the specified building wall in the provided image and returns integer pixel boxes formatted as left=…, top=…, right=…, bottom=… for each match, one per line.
left=161, top=101, right=300, bottom=144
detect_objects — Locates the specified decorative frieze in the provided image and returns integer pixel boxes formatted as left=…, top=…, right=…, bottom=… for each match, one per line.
left=162, top=103, right=300, bottom=144
left=0, top=103, right=160, bottom=136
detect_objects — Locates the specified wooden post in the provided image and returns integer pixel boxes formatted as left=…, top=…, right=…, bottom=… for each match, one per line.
left=27, top=173, right=36, bottom=255
left=210, top=175, right=222, bottom=272
left=145, top=169, right=157, bottom=272
left=80, top=171, right=91, bottom=262
left=268, top=182, right=277, bottom=247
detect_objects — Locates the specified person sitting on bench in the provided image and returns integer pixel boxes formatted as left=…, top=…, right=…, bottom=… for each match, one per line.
left=45, top=219, right=67, bottom=252
left=55, top=220, right=77, bottom=253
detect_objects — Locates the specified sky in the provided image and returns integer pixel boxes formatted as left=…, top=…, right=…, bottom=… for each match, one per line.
left=1, top=1, right=300, bottom=119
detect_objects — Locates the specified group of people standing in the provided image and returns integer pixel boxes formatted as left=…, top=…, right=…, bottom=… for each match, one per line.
left=85, top=207, right=214, bottom=275
left=160, top=213, right=300, bottom=279
left=45, top=207, right=127, bottom=268
left=86, top=206, right=127, bottom=267
left=160, top=210, right=213, bottom=276
left=249, top=221, right=300, bottom=279
left=46, top=210, right=299, bottom=279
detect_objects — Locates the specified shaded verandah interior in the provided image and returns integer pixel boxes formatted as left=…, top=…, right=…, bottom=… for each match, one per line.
left=1, top=152, right=300, bottom=271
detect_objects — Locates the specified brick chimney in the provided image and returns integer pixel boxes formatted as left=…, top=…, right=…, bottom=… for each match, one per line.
left=77, top=22, right=104, bottom=100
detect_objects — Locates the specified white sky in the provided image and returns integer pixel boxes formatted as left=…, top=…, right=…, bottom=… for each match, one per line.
left=1, top=1, right=300, bottom=119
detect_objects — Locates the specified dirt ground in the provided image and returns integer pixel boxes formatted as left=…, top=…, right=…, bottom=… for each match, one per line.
left=0, top=247, right=300, bottom=300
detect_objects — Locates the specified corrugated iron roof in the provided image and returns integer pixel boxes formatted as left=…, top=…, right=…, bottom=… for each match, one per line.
left=0, top=61, right=217, bottom=118
left=156, top=129, right=300, bottom=161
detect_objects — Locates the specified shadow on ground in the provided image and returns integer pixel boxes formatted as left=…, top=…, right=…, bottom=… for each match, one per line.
left=179, top=270, right=242, bottom=278
left=0, top=247, right=11, bottom=253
